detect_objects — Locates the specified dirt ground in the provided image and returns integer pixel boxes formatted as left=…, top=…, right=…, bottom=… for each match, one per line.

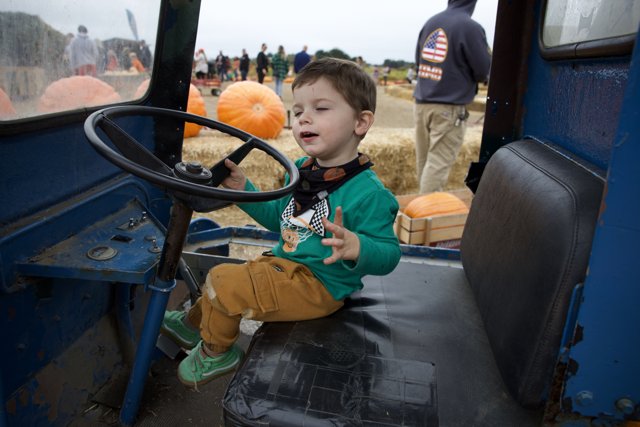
left=189, top=81, right=484, bottom=227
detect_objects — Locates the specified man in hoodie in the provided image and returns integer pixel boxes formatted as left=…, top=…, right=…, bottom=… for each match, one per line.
left=413, top=0, right=491, bottom=193
left=69, top=25, right=99, bottom=77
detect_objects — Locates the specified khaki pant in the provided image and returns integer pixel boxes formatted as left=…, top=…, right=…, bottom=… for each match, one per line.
left=186, top=256, right=343, bottom=353
left=414, top=103, right=467, bottom=193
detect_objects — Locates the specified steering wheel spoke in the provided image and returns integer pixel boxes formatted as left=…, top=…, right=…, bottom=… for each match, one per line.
left=209, top=139, right=257, bottom=186
left=98, top=114, right=174, bottom=176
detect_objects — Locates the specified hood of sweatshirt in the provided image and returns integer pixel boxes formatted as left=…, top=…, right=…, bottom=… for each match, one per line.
left=447, top=0, right=477, bottom=16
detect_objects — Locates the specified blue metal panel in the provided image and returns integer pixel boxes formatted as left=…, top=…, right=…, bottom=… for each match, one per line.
left=563, top=30, right=640, bottom=419
left=14, top=199, right=164, bottom=285
left=0, top=117, right=156, bottom=227
left=0, top=278, right=114, bottom=399
left=0, top=177, right=169, bottom=421
left=0, top=178, right=158, bottom=293
left=522, top=12, right=630, bottom=169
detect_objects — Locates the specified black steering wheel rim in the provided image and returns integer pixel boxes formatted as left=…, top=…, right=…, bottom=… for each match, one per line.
left=84, top=105, right=299, bottom=203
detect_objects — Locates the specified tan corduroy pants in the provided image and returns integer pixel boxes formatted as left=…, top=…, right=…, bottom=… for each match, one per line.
left=414, top=103, right=467, bottom=193
left=186, top=256, right=343, bottom=353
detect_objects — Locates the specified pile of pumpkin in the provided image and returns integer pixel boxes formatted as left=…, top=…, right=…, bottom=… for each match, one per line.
left=2, top=76, right=287, bottom=141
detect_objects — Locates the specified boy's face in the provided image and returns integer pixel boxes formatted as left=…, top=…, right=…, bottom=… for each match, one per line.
left=291, top=77, right=373, bottom=167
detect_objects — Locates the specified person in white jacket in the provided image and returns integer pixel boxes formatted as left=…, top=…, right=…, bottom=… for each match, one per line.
left=193, top=48, right=208, bottom=79
left=69, top=25, right=99, bottom=77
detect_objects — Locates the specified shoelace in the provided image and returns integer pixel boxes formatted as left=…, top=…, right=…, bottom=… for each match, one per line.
left=189, top=346, right=237, bottom=391
left=191, top=347, right=208, bottom=392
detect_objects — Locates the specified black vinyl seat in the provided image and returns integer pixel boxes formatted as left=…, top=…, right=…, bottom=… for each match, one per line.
left=460, top=140, right=604, bottom=409
left=222, top=139, right=604, bottom=426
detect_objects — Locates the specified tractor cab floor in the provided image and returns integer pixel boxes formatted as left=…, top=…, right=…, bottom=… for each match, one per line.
left=70, top=326, right=255, bottom=427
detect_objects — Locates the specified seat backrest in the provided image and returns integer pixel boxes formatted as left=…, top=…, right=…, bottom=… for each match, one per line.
left=460, top=139, right=604, bottom=408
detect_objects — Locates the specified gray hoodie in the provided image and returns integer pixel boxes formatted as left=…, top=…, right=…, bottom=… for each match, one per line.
left=413, top=0, right=491, bottom=105
left=69, top=32, right=99, bottom=70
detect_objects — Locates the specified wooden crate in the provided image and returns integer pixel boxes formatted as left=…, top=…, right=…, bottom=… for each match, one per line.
left=394, top=188, right=473, bottom=246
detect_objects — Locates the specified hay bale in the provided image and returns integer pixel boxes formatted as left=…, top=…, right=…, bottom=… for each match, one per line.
left=364, top=127, right=418, bottom=195
left=183, top=127, right=419, bottom=195
left=384, top=85, right=414, bottom=101
left=190, top=81, right=486, bottom=227
left=182, top=124, right=481, bottom=197
left=445, top=125, right=482, bottom=191
left=182, top=129, right=304, bottom=191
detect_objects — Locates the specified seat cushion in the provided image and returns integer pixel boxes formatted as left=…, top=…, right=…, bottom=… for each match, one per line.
left=460, top=139, right=604, bottom=408
left=223, top=262, right=541, bottom=426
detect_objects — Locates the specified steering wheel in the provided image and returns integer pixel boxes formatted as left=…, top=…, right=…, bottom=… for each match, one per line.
left=84, top=105, right=299, bottom=211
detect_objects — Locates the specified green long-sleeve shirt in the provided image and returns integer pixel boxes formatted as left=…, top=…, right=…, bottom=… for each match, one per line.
left=239, top=158, right=401, bottom=300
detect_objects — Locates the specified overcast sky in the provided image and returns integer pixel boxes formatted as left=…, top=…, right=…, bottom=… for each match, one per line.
left=196, top=0, right=499, bottom=64
left=3, top=0, right=498, bottom=65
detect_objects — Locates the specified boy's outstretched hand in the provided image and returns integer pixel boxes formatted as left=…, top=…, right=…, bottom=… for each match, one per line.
left=221, top=158, right=246, bottom=190
left=321, top=207, right=361, bottom=265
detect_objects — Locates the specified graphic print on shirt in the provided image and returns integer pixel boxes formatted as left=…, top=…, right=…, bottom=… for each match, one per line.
left=418, top=64, right=443, bottom=81
left=419, top=28, right=448, bottom=82
left=422, top=28, right=448, bottom=63
left=280, top=198, right=329, bottom=253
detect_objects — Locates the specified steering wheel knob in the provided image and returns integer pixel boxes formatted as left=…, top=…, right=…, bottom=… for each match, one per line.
left=174, top=161, right=212, bottom=184
left=186, top=162, right=203, bottom=173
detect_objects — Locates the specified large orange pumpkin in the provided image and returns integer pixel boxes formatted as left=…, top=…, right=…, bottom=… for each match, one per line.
left=183, top=84, right=207, bottom=138
left=404, top=192, right=469, bottom=218
left=217, top=81, right=285, bottom=139
left=38, top=76, right=121, bottom=113
left=133, top=79, right=151, bottom=99
left=134, top=80, right=207, bottom=138
left=0, top=88, right=16, bottom=119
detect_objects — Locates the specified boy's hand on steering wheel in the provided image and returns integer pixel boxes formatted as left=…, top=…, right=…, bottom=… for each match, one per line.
left=221, top=158, right=247, bottom=190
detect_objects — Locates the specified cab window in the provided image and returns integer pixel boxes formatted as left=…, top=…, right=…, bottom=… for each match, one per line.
left=0, top=0, right=161, bottom=121
left=542, top=0, right=640, bottom=58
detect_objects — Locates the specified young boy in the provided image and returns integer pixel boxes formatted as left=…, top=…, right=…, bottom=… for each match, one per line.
left=161, top=57, right=401, bottom=387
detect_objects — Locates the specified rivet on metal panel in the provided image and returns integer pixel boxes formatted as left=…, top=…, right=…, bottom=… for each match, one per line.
left=615, top=397, right=635, bottom=415
left=575, top=390, right=594, bottom=407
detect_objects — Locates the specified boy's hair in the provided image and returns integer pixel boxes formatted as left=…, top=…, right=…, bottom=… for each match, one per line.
left=292, top=57, right=377, bottom=114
